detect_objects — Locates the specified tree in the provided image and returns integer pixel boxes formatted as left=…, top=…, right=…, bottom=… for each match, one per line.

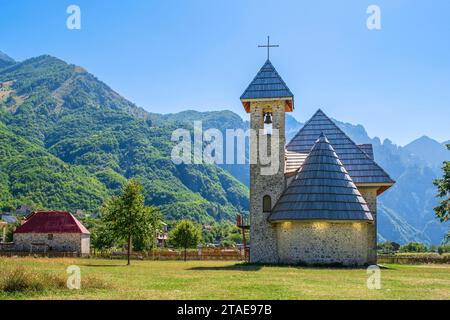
left=5, top=220, right=21, bottom=242
left=169, top=220, right=201, bottom=261
left=101, top=179, right=161, bottom=265
left=378, top=241, right=394, bottom=254
left=433, top=144, right=450, bottom=222
left=399, top=242, right=427, bottom=253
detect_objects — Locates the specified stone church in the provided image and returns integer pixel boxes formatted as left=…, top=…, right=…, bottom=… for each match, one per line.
left=240, top=59, right=395, bottom=266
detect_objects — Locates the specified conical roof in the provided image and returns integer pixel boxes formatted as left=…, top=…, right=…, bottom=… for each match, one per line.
left=269, top=133, right=373, bottom=222
left=240, top=59, right=294, bottom=112
left=287, top=109, right=394, bottom=186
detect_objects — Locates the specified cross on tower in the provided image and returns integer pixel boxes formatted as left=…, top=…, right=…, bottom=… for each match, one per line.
left=258, top=36, right=279, bottom=60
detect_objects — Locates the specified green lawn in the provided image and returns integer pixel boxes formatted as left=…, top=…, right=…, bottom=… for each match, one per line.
left=0, top=257, right=449, bottom=300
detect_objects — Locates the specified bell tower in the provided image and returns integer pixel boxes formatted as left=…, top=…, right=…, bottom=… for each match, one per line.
left=241, top=57, right=294, bottom=263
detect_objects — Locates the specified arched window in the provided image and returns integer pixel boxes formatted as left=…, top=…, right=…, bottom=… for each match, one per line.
left=263, top=195, right=272, bottom=212
left=263, top=112, right=273, bottom=135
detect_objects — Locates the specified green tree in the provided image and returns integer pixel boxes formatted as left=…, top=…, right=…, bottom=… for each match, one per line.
left=379, top=241, right=395, bottom=254
left=443, top=233, right=450, bottom=245
left=5, top=220, right=21, bottom=242
left=399, top=242, right=427, bottom=253
left=101, top=179, right=161, bottom=265
left=433, top=144, right=450, bottom=222
left=169, top=220, right=201, bottom=261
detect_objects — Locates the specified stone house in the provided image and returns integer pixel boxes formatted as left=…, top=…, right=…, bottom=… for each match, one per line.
left=13, top=211, right=90, bottom=255
left=240, top=59, right=395, bottom=266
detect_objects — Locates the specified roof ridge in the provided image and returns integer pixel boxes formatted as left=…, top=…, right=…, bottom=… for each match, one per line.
left=286, top=109, right=394, bottom=185
left=270, top=134, right=373, bottom=222
left=240, top=59, right=294, bottom=100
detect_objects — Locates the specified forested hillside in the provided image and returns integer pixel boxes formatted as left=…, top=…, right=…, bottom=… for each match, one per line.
left=0, top=55, right=248, bottom=222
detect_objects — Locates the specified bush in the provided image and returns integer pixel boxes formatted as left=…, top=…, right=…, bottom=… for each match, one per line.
left=0, top=266, right=108, bottom=293
left=399, top=242, right=427, bottom=253
left=0, top=267, right=63, bottom=293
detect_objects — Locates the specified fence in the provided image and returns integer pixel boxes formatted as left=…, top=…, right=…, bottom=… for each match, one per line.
left=378, top=254, right=450, bottom=264
left=94, top=248, right=246, bottom=261
left=0, top=251, right=82, bottom=258
left=0, top=248, right=247, bottom=261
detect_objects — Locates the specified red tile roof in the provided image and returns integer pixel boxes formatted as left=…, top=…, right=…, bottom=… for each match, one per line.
left=14, top=211, right=90, bottom=234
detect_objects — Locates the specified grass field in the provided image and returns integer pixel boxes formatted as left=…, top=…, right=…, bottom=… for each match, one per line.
left=0, top=257, right=449, bottom=300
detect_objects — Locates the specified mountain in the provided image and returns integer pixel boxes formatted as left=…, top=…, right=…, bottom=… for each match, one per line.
left=0, top=122, right=109, bottom=212
left=0, top=55, right=248, bottom=222
left=403, top=136, right=449, bottom=170
left=0, top=51, right=15, bottom=69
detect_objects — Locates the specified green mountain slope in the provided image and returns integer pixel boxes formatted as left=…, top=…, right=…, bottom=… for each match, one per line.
left=0, top=122, right=109, bottom=212
left=0, top=55, right=248, bottom=222
left=0, top=51, right=15, bottom=69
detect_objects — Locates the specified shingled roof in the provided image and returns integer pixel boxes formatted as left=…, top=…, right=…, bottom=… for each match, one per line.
left=286, top=109, right=394, bottom=187
left=240, top=60, right=294, bottom=112
left=269, top=134, right=373, bottom=222
left=14, top=211, right=90, bottom=234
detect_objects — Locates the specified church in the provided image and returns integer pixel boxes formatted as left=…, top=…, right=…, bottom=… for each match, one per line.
left=240, top=57, right=395, bottom=266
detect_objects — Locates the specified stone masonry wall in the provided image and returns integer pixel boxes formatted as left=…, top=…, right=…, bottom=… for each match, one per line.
left=13, top=233, right=89, bottom=255
left=358, top=187, right=378, bottom=264
left=276, top=221, right=371, bottom=266
left=249, top=100, right=287, bottom=263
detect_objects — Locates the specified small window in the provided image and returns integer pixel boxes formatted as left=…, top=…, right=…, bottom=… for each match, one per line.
left=263, top=112, right=273, bottom=135
left=263, top=195, right=272, bottom=212
left=48, top=234, right=53, bottom=240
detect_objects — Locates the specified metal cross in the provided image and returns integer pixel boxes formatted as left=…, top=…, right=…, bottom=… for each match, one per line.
left=258, top=36, right=279, bottom=60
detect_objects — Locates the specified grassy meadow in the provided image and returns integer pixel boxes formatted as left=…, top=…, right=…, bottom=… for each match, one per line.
left=0, top=257, right=449, bottom=300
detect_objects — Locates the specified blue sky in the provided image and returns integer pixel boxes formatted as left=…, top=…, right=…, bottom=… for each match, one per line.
left=1, top=0, right=449, bottom=145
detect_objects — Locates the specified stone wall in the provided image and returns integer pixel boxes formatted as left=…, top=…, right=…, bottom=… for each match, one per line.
left=13, top=233, right=90, bottom=255
left=358, top=187, right=378, bottom=264
left=80, top=234, right=90, bottom=255
left=249, top=100, right=287, bottom=263
left=276, top=221, right=372, bottom=266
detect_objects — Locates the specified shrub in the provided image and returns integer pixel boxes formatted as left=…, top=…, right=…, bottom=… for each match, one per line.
left=399, top=242, right=427, bottom=253
left=0, top=266, right=108, bottom=293
left=0, top=267, right=56, bottom=293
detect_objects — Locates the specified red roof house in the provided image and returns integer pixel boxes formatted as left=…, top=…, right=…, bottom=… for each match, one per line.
left=13, top=211, right=90, bottom=255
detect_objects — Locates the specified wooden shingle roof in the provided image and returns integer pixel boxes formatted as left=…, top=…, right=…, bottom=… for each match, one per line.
left=240, top=60, right=294, bottom=112
left=286, top=109, right=394, bottom=186
left=285, top=150, right=308, bottom=175
left=269, top=134, right=373, bottom=222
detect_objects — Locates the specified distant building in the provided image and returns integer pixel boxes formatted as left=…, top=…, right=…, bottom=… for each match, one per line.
left=0, top=215, right=17, bottom=224
left=13, top=211, right=90, bottom=255
left=156, top=222, right=168, bottom=247
left=16, top=205, right=32, bottom=216
left=0, top=220, right=7, bottom=243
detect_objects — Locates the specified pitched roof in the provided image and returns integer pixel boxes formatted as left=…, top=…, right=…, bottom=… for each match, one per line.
left=358, top=144, right=374, bottom=160
left=285, top=150, right=308, bottom=175
left=240, top=60, right=294, bottom=112
left=286, top=109, right=394, bottom=185
left=14, top=211, right=90, bottom=234
left=269, top=134, right=373, bottom=222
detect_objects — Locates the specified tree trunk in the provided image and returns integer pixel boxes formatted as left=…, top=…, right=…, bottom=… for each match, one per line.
left=184, top=247, right=187, bottom=262
left=127, top=235, right=132, bottom=265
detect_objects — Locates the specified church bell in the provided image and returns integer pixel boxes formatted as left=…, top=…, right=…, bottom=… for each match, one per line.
left=264, top=112, right=273, bottom=125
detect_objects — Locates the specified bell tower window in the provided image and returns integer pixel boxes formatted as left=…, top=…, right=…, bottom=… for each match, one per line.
left=263, top=195, right=272, bottom=212
left=263, top=112, right=273, bottom=135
